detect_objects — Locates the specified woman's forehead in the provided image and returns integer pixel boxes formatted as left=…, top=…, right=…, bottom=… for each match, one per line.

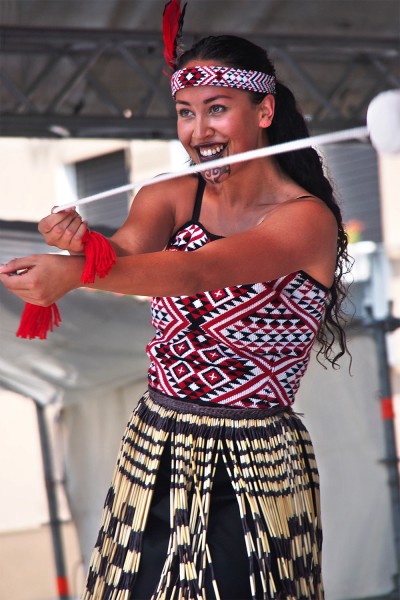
left=174, top=85, right=247, bottom=104
left=181, top=59, right=229, bottom=69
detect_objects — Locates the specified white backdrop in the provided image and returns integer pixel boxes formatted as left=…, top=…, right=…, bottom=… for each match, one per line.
left=296, top=335, right=396, bottom=598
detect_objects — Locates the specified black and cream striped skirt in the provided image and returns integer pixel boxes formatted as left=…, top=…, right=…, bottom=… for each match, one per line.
left=82, top=389, right=324, bottom=600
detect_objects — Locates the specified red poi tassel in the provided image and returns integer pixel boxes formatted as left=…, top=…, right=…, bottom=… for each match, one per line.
left=162, top=0, right=187, bottom=72
left=16, top=302, right=62, bottom=340
left=81, top=230, right=116, bottom=284
left=16, top=230, right=116, bottom=340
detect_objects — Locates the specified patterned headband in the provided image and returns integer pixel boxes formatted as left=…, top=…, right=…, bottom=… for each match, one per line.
left=171, top=65, right=276, bottom=96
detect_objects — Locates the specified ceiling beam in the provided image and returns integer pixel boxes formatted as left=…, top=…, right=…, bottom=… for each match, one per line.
left=0, top=114, right=178, bottom=139
left=1, top=26, right=398, bottom=139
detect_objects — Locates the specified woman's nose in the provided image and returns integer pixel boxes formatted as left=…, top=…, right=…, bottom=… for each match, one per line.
left=192, top=115, right=213, bottom=140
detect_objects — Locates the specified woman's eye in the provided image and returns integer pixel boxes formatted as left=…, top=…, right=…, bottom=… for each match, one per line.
left=210, top=105, right=226, bottom=114
left=178, top=109, right=193, bottom=118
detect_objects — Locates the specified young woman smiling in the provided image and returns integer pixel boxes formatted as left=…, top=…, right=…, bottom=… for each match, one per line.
left=0, top=28, right=350, bottom=600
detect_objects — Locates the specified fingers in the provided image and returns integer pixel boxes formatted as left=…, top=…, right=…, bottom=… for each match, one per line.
left=0, top=259, right=34, bottom=303
left=39, top=208, right=82, bottom=236
left=0, top=255, right=69, bottom=306
left=0, top=257, right=35, bottom=275
left=38, top=208, right=88, bottom=251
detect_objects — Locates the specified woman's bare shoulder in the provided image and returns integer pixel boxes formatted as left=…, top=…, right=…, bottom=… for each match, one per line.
left=257, top=196, right=338, bottom=287
left=134, top=172, right=197, bottom=215
left=137, top=173, right=199, bottom=200
left=155, top=173, right=201, bottom=224
left=266, top=194, right=337, bottom=231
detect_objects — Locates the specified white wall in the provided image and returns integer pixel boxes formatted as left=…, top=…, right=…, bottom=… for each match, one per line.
left=0, top=137, right=184, bottom=221
left=0, top=390, right=48, bottom=530
left=378, top=153, right=400, bottom=464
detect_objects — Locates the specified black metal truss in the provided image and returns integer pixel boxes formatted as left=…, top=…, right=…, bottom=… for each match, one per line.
left=0, top=26, right=398, bottom=139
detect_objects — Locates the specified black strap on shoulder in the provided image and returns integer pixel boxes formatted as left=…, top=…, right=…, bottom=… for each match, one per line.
left=192, top=175, right=206, bottom=222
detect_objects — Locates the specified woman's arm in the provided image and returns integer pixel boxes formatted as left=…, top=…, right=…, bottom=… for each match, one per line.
left=89, top=197, right=338, bottom=294
left=38, top=176, right=196, bottom=256
left=0, top=197, right=337, bottom=305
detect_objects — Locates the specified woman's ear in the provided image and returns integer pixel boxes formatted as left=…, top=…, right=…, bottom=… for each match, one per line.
left=259, top=94, right=275, bottom=128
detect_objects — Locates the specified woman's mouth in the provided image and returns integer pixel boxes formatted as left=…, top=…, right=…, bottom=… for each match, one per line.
left=196, top=144, right=226, bottom=162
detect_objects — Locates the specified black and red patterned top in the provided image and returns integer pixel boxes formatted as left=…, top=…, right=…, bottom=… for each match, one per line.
left=146, top=178, right=329, bottom=408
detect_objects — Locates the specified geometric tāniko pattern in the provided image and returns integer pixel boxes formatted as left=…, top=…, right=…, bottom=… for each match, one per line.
left=147, top=223, right=328, bottom=408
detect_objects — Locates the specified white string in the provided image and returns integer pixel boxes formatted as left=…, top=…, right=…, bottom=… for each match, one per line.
left=54, top=126, right=369, bottom=213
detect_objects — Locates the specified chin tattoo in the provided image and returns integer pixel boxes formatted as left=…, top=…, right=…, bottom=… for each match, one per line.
left=203, top=165, right=231, bottom=184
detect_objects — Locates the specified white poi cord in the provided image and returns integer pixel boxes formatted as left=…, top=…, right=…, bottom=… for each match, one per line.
left=54, top=125, right=368, bottom=213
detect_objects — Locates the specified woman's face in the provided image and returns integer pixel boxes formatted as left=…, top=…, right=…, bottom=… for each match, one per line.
left=175, top=62, right=274, bottom=184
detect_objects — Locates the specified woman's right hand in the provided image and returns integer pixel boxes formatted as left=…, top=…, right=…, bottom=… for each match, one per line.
left=0, top=253, right=84, bottom=306
left=38, top=207, right=88, bottom=253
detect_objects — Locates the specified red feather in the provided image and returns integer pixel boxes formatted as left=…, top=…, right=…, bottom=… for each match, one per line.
left=162, top=0, right=187, bottom=72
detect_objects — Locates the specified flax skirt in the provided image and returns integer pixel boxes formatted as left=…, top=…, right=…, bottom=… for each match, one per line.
left=81, top=389, right=324, bottom=600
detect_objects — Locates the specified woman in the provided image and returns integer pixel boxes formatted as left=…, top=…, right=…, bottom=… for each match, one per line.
left=0, top=33, right=350, bottom=600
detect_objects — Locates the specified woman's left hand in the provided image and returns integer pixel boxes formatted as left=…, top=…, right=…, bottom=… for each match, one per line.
left=0, top=254, right=84, bottom=306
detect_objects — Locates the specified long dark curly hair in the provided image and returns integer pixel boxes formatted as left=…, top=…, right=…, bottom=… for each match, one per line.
left=176, top=35, right=352, bottom=367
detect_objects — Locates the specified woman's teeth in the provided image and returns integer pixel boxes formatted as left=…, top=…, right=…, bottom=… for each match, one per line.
left=199, top=145, right=225, bottom=158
